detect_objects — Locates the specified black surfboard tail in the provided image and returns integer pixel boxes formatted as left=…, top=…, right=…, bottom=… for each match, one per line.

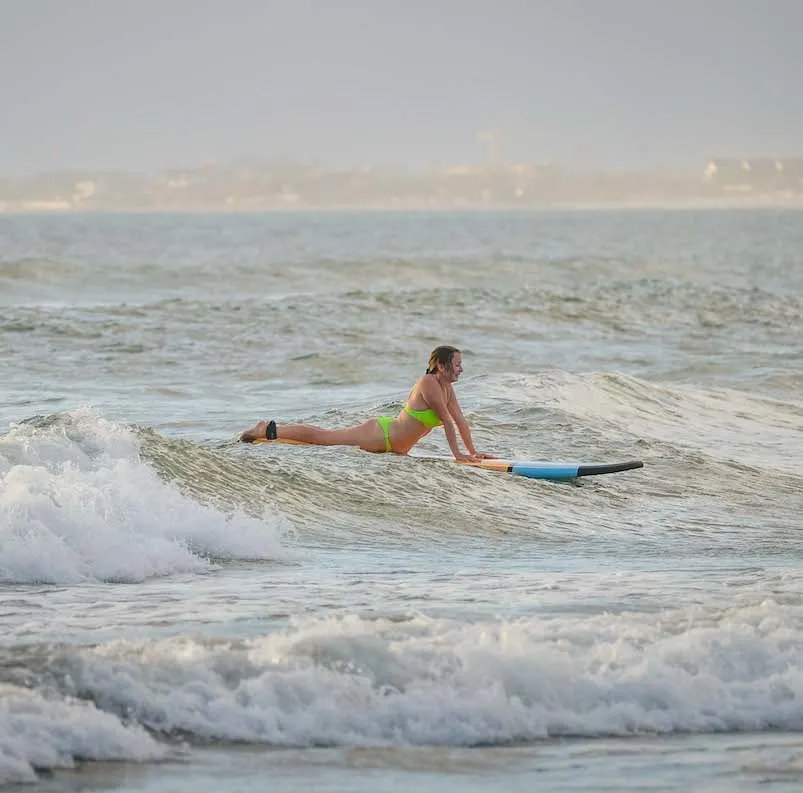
left=576, top=460, right=644, bottom=477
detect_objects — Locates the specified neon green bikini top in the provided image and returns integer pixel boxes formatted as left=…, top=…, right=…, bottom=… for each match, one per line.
left=404, top=403, right=442, bottom=428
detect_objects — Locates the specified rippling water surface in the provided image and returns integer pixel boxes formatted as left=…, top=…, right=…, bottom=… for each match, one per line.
left=1, top=209, right=802, bottom=791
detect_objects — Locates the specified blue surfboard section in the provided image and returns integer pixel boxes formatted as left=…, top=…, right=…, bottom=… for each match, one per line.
left=510, top=462, right=581, bottom=479
left=509, top=460, right=644, bottom=479
left=411, top=456, right=643, bottom=480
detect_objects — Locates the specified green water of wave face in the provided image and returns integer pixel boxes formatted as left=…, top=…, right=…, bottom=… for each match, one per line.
left=119, top=366, right=801, bottom=556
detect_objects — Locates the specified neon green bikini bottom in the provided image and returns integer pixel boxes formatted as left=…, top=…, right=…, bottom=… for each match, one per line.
left=377, top=405, right=442, bottom=452
left=376, top=416, right=394, bottom=452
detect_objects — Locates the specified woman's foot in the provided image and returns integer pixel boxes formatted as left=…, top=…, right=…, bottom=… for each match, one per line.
left=239, top=420, right=277, bottom=443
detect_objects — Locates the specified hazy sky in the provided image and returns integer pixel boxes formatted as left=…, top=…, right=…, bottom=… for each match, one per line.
left=1, top=0, right=801, bottom=176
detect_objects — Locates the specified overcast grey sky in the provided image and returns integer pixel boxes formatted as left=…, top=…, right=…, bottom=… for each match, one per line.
left=1, top=0, right=801, bottom=176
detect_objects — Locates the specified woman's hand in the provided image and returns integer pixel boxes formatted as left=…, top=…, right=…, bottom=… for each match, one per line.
left=454, top=451, right=498, bottom=463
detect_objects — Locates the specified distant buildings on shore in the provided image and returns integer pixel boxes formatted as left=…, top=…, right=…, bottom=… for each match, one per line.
left=703, top=158, right=803, bottom=198
left=1, top=158, right=802, bottom=213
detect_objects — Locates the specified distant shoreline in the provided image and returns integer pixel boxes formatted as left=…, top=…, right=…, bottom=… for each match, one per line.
left=2, top=198, right=802, bottom=215
left=4, top=158, right=802, bottom=216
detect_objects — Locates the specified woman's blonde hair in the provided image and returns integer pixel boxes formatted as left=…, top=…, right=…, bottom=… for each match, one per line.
left=426, top=345, right=460, bottom=374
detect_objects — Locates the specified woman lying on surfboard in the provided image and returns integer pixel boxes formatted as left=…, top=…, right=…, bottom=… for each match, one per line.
left=239, top=345, right=495, bottom=462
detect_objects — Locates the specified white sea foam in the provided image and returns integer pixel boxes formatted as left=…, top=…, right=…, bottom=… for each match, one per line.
left=44, top=598, right=803, bottom=747
left=0, top=683, right=167, bottom=785
left=0, top=409, right=289, bottom=584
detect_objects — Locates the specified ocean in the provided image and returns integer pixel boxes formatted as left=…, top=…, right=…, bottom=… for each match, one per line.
left=1, top=208, right=802, bottom=792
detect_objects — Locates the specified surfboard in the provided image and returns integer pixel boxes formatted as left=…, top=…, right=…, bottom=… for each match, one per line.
left=412, top=455, right=644, bottom=480
left=248, top=439, right=643, bottom=480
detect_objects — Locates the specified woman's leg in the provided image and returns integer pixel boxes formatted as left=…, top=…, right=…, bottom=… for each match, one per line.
left=278, top=419, right=386, bottom=452
left=240, top=419, right=387, bottom=452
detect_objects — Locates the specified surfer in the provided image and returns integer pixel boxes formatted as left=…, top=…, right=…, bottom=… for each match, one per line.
left=239, top=345, right=495, bottom=462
